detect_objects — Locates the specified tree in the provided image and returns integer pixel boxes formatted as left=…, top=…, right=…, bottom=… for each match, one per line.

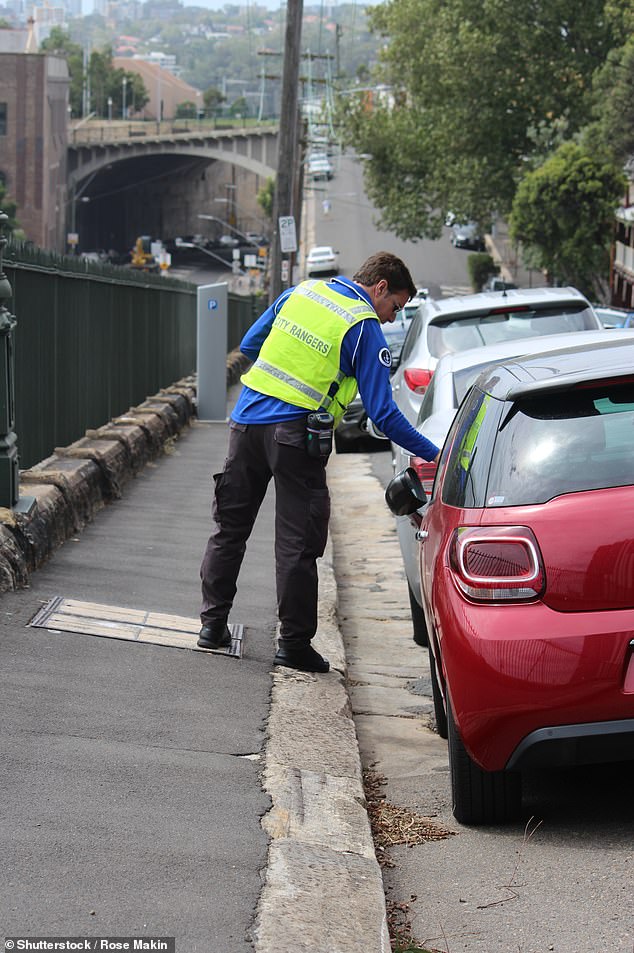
left=509, top=141, right=625, bottom=299
left=203, top=86, right=225, bottom=118
left=340, top=0, right=620, bottom=240
left=590, top=35, right=634, bottom=164
left=257, top=177, right=275, bottom=220
left=41, top=27, right=84, bottom=117
left=229, top=96, right=248, bottom=118
left=88, top=48, right=149, bottom=118
left=175, top=100, right=197, bottom=119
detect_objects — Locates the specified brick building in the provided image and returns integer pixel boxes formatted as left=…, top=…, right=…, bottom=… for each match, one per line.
left=0, top=50, right=70, bottom=251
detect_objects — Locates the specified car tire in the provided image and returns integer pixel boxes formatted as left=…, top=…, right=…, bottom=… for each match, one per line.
left=428, top=645, right=448, bottom=739
left=447, top=701, right=522, bottom=825
left=407, top=581, right=428, bottom=647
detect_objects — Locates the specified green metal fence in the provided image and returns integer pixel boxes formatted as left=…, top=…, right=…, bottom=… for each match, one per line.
left=5, top=245, right=260, bottom=469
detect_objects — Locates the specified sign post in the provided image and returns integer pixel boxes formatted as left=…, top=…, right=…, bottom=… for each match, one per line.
left=278, top=216, right=297, bottom=253
left=197, top=283, right=228, bottom=421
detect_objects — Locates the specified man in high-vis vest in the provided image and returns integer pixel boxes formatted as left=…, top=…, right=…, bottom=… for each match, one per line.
left=198, top=252, right=439, bottom=673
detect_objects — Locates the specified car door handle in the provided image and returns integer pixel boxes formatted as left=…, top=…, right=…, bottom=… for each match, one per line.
left=416, top=530, right=429, bottom=541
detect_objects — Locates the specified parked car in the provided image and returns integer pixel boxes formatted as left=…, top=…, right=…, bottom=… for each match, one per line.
left=245, top=232, right=268, bottom=247
left=594, top=304, right=634, bottom=328
left=306, top=245, right=339, bottom=276
left=482, top=276, right=518, bottom=292
left=335, top=317, right=410, bottom=453
left=393, top=329, right=634, bottom=648
left=390, top=286, right=605, bottom=442
left=307, top=153, right=334, bottom=180
left=450, top=221, right=485, bottom=250
left=385, top=334, right=634, bottom=825
left=80, top=249, right=109, bottom=263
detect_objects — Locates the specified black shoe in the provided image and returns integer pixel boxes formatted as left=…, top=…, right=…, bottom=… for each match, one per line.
left=197, top=621, right=232, bottom=649
left=273, top=644, right=330, bottom=673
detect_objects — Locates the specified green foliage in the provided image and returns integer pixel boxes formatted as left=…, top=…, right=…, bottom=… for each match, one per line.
left=467, top=253, right=499, bottom=293
left=340, top=0, right=620, bottom=238
left=41, top=27, right=84, bottom=117
left=175, top=100, right=197, bottom=119
left=229, top=96, right=249, bottom=118
left=257, top=178, right=275, bottom=220
left=509, top=141, right=626, bottom=298
left=203, top=86, right=225, bottom=117
left=590, top=35, right=634, bottom=163
left=88, top=48, right=149, bottom=118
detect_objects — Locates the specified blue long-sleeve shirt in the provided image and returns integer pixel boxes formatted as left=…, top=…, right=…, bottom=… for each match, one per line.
left=232, top=276, right=439, bottom=461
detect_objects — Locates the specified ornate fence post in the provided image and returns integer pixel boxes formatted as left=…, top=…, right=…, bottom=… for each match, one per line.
left=0, top=211, right=19, bottom=508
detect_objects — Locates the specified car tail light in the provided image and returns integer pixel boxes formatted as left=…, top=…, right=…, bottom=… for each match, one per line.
left=409, top=455, right=437, bottom=495
left=403, top=367, right=433, bottom=394
left=449, top=526, right=545, bottom=602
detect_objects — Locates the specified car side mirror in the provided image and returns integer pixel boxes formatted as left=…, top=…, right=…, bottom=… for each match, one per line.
left=385, top=467, right=427, bottom=516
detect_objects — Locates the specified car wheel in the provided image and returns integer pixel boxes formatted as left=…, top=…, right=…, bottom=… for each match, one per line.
left=447, top=701, right=521, bottom=825
left=407, top=581, right=428, bottom=647
left=428, top=645, right=448, bottom=739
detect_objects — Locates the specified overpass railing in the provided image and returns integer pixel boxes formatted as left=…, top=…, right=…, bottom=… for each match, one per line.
left=69, top=118, right=278, bottom=147
left=5, top=245, right=260, bottom=469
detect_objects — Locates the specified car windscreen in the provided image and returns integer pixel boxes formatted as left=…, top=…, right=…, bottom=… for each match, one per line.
left=427, top=305, right=597, bottom=359
left=383, top=322, right=408, bottom=363
left=485, top=382, right=634, bottom=506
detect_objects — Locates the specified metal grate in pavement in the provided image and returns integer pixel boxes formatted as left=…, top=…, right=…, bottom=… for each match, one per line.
left=29, top=596, right=244, bottom=658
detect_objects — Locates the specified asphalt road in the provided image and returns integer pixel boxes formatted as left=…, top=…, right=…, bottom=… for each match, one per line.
left=304, top=152, right=473, bottom=296
left=319, top=155, right=634, bottom=953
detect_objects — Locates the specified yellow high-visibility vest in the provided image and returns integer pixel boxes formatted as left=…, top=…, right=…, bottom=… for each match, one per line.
left=241, top=279, right=377, bottom=424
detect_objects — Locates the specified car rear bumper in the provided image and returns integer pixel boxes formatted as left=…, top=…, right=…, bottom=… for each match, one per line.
left=505, top=718, right=634, bottom=770
left=435, top=571, right=634, bottom=770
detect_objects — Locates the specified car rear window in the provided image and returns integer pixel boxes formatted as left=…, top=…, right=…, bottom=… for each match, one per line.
left=427, top=305, right=597, bottom=359
left=485, top=383, right=634, bottom=506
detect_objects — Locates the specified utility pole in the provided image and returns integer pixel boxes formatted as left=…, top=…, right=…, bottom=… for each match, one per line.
left=269, top=0, right=303, bottom=303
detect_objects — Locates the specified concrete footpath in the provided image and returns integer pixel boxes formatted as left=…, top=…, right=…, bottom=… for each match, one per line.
left=0, top=376, right=389, bottom=953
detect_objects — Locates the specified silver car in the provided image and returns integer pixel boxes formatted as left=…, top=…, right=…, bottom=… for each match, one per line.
left=394, top=327, right=634, bottom=646
left=391, top=286, right=604, bottom=439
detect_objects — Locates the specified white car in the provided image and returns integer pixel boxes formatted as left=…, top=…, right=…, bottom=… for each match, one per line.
left=306, top=245, right=339, bottom=276
left=391, top=286, right=604, bottom=441
left=394, top=327, right=634, bottom=647
left=307, top=153, right=333, bottom=180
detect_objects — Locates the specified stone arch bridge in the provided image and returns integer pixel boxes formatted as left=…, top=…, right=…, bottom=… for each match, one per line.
left=67, top=122, right=279, bottom=254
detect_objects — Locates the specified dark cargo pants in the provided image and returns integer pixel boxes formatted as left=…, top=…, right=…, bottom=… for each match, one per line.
left=200, top=418, right=330, bottom=647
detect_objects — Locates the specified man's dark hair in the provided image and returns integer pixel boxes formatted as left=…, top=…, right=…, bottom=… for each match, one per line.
left=353, top=252, right=417, bottom=299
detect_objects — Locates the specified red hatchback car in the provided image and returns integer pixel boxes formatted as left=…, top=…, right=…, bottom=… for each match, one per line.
left=385, top=335, right=634, bottom=825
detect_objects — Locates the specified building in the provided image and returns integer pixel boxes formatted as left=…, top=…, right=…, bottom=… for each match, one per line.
left=612, top=159, right=634, bottom=310
left=0, top=50, right=70, bottom=251
left=113, top=56, right=200, bottom=121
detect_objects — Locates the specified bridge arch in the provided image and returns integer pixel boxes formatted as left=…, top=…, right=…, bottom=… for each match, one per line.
left=66, top=126, right=278, bottom=253
left=68, top=126, right=279, bottom=191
